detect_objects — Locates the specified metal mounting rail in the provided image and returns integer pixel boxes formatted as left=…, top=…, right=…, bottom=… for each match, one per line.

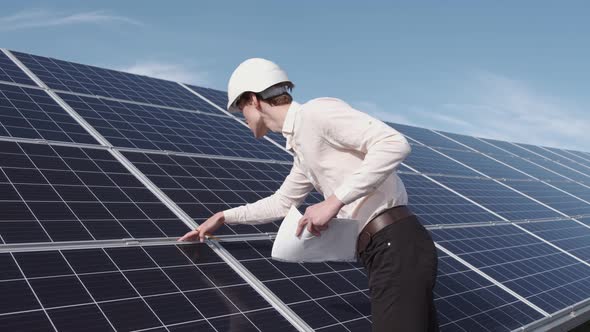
left=0, top=233, right=277, bottom=254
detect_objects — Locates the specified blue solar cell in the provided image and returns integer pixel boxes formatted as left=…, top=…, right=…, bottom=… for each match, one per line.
left=481, top=152, right=571, bottom=182
left=1, top=244, right=297, bottom=332
left=430, top=175, right=563, bottom=221
left=519, top=220, right=590, bottom=263
left=0, top=141, right=188, bottom=243
left=0, top=83, right=97, bottom=144
left=502, top=179, right=590, bottom=217
left=435, top=131, right=513, bottom=156
left=124, top=151, right=322, bottom=235
left=433, top=224, right=590, bottom=313
left=223, top=240, right=371, bottom=330
left=400, top=173, right=502, bottom=226
left=388, top=122, right=470, bottom=151
left=12, top=51, right=221, bottom=113
left=561, top=149, right=590, bottom=165
left=517, top=143, right=590, bottom=178
left=435, top=250, right=544, bottom=331
left=186, top=84, right=229, bottom=112
left=402, top=145, right=481, bottom=177
left=58, top=92, right=291, bottom=161
left=224, top=240, right=544, bottom=331
left=0, top=52, right=37, bottom=86
left=548, top=181, right=590, bottom=204
left=434, top=147, right=533, bottom=180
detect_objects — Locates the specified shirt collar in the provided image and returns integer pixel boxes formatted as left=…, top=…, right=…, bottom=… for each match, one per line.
left=282, top=101, right=301, bottom=151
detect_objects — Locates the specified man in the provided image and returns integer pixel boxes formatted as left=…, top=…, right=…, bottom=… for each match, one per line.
left=179, top=58, right=439, bottom=331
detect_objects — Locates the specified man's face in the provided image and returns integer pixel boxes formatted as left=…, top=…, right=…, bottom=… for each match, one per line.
left=241, top=99, right=269, bottom=139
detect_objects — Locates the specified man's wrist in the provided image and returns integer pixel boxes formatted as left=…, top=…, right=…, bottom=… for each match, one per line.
left=216, top=211, right=225, bottom=223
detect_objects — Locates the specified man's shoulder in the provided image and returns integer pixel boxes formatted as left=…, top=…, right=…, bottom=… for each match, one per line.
left=299, top=97, right=351, bottom=119
left=302, top=97, right=350, bottom=109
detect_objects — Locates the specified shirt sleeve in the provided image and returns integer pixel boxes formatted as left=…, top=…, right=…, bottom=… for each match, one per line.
left=223, top=157, right=315, bottom=225
left=316, top=100, right=411, bottom=205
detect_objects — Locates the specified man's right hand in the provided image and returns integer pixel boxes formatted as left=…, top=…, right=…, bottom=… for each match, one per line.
left=178, top=212, right=225, bottom=243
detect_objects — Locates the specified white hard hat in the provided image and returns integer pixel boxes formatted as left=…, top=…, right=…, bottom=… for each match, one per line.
left=227, top=58, right=293, bottom=113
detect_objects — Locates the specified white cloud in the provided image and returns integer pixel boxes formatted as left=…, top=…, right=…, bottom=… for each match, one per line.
left=393, top=71, right=589, bottom=151
left=352, top=101, right=418, bottom=126
left=120, top=61, right=209, bottom=85
left=0, top=9, right=142, bottom=31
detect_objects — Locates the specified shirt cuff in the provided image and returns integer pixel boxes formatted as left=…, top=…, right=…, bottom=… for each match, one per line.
left=222, top=208, right=239, bottom=224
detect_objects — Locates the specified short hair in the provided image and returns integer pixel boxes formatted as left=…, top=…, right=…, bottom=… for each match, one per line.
left=236, top=82, right=293, bottom=110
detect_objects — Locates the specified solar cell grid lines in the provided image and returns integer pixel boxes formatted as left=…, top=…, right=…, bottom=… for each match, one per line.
left=123, top=150, right=322, bottom=235
left=1, top=49, right=590, bottom=331
left=401, top=144, right=482, bottom=177
left=433, top=249, right=544, bottom=331
left=433, top=147, right=534, bottom=181
left=388, top=122, right=471, bottom=151
left=0, top=140, right=189, bottom=243
left=502, top=179, right=590, bottom=218
left=0, top=83, right=98, bottom=144
left=432, top=224, right=590, bottom=313
left=12, top=51, right=221, bottom=113
left=0, top=51, right=36, bottom=86
left=57, top=92, right=291, bottom=161
left=400, top=173, right=503, bottom=226
left=517, top=143, right=590, bottom=177
left=430, top=175, right=564, bottom=221
left=519, top=220, right=590, bottom=263
left=224, top=240, right=372, bottom=331
left=0, top=244, right=298, bottom=332
left=434, top=131, right=513, bottom=157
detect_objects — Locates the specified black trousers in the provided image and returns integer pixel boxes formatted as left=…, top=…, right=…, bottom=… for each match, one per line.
left=359, top=214, right=439, bottom=332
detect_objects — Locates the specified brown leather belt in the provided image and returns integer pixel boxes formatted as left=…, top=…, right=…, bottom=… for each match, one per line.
left=357, top=205, right=414, bottom=256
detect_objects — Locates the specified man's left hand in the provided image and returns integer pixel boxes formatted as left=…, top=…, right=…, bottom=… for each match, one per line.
left=296, top=195, right=344, bottom=237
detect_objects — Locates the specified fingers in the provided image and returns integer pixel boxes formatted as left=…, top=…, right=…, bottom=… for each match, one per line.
left=177, top=229, right=199, bottom=242
left=306, top=222, right=321, bottom=237
left=295, top=217, right=307, bottom=237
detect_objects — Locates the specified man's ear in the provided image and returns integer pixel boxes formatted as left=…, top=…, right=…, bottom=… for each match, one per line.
left=249, top=94, right=260, bottom=108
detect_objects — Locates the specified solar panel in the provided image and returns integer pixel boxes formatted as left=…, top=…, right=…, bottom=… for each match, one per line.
left=430, top=176, right=564, bottom=221
left=434, top=131, right=514, bottom=156
left=0, top=83, right=98, bottom=144
left=547, top=181, right=590, bottom=204
left=12, top=51, right=221, bottom=113
left=223, top=240, right=547, bottom=331
left=500, top=179, right=590, bottom=217
left=400, top=173, right=502, bottom=226
left=389, top=122, right=471, bottom=151
left=0, top=51, right=36, bottom=86
left=1, top=244, right=298, bottom=332
left=402, top=145, right=481, bottom=177
left=432, top=147, right=534, bottom=180
left=57, top=92, right=290, bottom=161
left=224, top=240, right=373, bottom=331
left=186, top=84, right=229, bottom=113
left=0, top=140, right=189, bottom=243
left=434, top=249, right=544, bottom=331
left=516, top=143, right=590, bottom=177
left=123, top=150, right=322, bottom=235
left=1, top=49, right=589, bottom=331
left=519, top=220, right=590, bottom=262
left=559, top=150, right=590, bottom=167
left=432, top=224, right=590, bottom=313
left=474, top=151, right=571, bottom=182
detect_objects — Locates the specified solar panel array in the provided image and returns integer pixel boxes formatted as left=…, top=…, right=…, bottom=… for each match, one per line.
left=0, top=49, right=589, bottom=331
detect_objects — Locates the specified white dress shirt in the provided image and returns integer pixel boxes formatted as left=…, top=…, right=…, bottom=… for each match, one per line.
left=223, top=97, right=411, bottom=234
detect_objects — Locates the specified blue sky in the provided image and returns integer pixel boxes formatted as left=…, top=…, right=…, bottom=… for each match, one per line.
left=1, top=1, right=589, bottom=151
